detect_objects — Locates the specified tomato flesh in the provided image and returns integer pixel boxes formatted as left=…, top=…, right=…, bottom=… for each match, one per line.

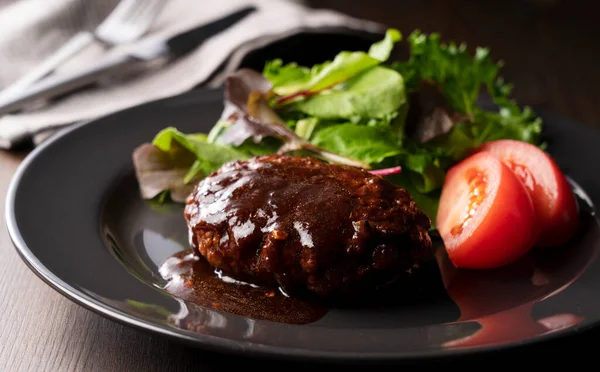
left=477, top=140, right=579, bottom=247
left=437, top=152, right=538, bottom=269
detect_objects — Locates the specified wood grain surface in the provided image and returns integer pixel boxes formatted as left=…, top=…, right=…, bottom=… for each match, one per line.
left=1, top=0, right=599, bottom=371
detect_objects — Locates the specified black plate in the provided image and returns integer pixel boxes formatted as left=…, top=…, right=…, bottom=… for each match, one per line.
left=6, top=87, right=600, bottom=363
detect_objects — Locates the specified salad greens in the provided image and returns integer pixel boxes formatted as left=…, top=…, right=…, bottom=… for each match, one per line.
left=289, top=66, right=405, bottom=120
left=132, top=127, right=249, bottom=202
left=132, top=28, right=542, bottom=224
left=263, top=28, right=401, bottom=97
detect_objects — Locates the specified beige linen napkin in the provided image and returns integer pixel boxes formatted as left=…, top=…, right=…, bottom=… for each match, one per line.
left=0, top=0, right=384, bottom=149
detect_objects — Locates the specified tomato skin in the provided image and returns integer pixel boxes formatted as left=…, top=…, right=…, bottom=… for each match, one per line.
left=477, top=140, right=579, bottom=247
left=437, top=152, right=538, bottom=269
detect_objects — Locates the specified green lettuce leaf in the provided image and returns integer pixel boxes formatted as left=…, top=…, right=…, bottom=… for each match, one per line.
left=289, top=66, right=406, bottom=120
left=368, top=28, right=402, bottom=61
left=153, top=127, right=248, bottom=180
left=310, top=123, right=403, bottom=164
left=473, top=101, right=542, bottom=144
left=263, top=29, right=401, bottom=97
left=132, top=127, right=248, bottom=202
left=295, top=117, right=319, bottom=139
left=262, top=60, right=310, bottom=89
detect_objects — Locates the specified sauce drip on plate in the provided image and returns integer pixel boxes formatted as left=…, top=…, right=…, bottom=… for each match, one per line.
left=159, top=250, right=328, bottom=325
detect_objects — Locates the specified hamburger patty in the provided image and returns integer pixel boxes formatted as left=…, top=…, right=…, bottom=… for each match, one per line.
left=184, top=155, right=433, bottom=297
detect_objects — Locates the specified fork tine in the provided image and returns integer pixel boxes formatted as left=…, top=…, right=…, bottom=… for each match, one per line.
left=97, top=0, right=140, bottom=30
left=122, top=0, right=165, bottom=32
left=96, top=0, right=166, bottom=44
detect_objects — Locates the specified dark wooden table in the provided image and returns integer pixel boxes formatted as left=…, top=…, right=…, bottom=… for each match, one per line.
left=1, top=0, right=599, bottom=370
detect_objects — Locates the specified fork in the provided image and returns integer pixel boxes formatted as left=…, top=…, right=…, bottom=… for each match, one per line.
left=0, top=0, right=166, bottom=103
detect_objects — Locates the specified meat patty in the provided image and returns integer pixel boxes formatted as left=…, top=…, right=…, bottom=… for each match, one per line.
left=184, top=155, right=433, bottom=298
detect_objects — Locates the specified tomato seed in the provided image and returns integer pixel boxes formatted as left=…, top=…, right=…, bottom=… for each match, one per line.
left=451, top=169, right=487, bottom=235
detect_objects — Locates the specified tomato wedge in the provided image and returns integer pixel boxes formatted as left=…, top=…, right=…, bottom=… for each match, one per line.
left=436, top=151, right=538, bottom=269
left=477, top=140, right=579, bottom=247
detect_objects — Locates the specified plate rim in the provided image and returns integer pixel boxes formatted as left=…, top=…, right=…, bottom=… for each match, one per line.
left=5, top=89, right=600, bottom=363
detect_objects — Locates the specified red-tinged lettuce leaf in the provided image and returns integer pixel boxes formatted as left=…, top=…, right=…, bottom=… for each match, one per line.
left=214, top=103, right=282, bottom=147
left=369, top=166, right=402, bottom=176
left=246, top=91, right=301, bottom=142
left=224, top=68, right=273, bottom=112
left=405, top=80, right=471, bottom=143
left=215, top=69, right=371, bottom=169
left=215, top=69, right=293, bottom=146
left=132, top=142, right=199, bottom=202
left=215, top=70, right=298, bottom=146
left=218, top=114, right=281, bottom=147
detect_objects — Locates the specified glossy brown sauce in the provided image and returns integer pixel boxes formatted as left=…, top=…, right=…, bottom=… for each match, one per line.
left=159, top=213, right=595, bottom=338
left=159, top=250, right=328, bottom=325
left=184, top=155, right=432, bottom=298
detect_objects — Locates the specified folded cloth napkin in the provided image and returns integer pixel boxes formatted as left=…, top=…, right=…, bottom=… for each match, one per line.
left=0, top=0, right=384, bottom=149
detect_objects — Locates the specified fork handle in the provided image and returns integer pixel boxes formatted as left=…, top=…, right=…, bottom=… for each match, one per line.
left=0, top=32, right=94, bottom=102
